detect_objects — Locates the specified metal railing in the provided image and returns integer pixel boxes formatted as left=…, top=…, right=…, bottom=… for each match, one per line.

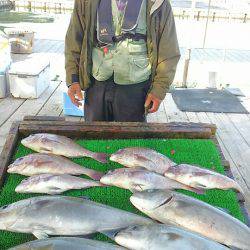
left=9, top=0, right=250, bottom=23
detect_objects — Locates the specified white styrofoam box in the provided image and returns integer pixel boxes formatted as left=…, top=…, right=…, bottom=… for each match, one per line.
left=0, top=73, right=7, bottom=98
left=8, top=57, right=50, bottom=99
left=0, top=33, right=11, bottom=72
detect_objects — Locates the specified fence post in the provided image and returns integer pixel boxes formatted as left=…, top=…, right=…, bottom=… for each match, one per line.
left=182, top=48, right=191, bottom=88
left=27, top=1, right=31, bottom=11
left=197, top=11, right=200, bottom=21
left=212, top=12, right=216, bottom=22
left=243, top=13, right=247, bottom=23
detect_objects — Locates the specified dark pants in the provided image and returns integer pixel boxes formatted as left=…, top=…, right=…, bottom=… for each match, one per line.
left=84, top=77, right=151, bottom=122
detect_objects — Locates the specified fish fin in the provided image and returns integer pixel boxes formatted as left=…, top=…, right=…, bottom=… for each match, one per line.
left=100, top=229, right=120, bottom=240
left=129, top=184, right=145, bottom=193
left=39, top=147, right=53, bottom=154
left=134, top=155, right=153, bottom=166
left=87, top=170, right=105, bottom=181
left=47, top=187, right=64, bottom=195
left=192, top=182, right=208, bottom=189
left=93, top=153, right=108, bottom=164
left=33, top=231, right=49, bottom=239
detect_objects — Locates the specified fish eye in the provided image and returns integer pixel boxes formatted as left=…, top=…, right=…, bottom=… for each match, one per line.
left=14, top=157, right=24, bottom=164
left=130, top=225, right=138, bottom=230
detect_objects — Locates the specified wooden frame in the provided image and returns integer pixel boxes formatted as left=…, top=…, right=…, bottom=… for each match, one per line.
left=0, top=116, right=249, bottom=225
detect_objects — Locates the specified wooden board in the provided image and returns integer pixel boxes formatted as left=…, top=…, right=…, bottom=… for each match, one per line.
left=17, top=120, right=215, bottom=139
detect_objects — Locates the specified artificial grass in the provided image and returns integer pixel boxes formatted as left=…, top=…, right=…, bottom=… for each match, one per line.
left=0, top=138, right=246, bottom=249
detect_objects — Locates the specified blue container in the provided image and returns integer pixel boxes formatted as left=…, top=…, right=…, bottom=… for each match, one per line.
left=63, top=92, right=84, bottom=117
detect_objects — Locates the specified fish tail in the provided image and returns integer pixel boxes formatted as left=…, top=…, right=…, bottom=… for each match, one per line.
left=86, top=170, right=105, bottom=181
left=93, top=153, right=108, bottom=164
left=233, top=182, right=245, bottom=196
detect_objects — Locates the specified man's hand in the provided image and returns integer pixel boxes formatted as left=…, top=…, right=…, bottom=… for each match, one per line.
left=144, top=93, right=161, bottom=114
left=68, top=83, right=83, bottom=107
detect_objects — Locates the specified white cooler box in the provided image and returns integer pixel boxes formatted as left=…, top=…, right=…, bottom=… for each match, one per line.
left=8, top=58, right=50, bottom=99
left=0, top=32, right=11, bottom=98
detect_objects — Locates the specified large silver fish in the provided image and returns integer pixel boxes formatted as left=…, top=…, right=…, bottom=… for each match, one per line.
left=110, top=147, right=176, bottom=174
left=0, top=196, right=153, bottom=239
left=15, top=174, right=104, bottom=195
left=115, top=224, right=229, bottom=250
left=21, top=133, right=107, bottom=163
left=100, top=168, right=201, bottom=193
left=130, top=190, right=250, bottom=249
left=7, top=153, right=104, bottom=180
left=9, top=237, right=125, bottom=250
left=165, top=163, right=244, bottom=193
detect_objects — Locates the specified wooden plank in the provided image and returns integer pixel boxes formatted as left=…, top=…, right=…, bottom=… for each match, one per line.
left=64, top=116, right=82, bottom=122
left=155, top=101, right=168, bottom=123
left=186, top=112, right=200, bottom=123
left=163, top=94, right=189, bottom=122
left=147, top=113, right=159, bottom=123
left=0, top=97, right=26, bottom=127
left=227, top=114, right=250, bottom=146
left=0, top=81, right=60, bottom=148
left=0, top=122, right=19, bottom=187
left=207, top=113, right=250, bottom=189
left=38, top=82, right=64, bottom=116
left=18, top=121, right=213, bottom=139
left=23, top=116, right=65, bottom=121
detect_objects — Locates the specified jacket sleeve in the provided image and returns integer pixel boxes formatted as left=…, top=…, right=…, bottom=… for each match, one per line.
left=150, top=2, right=180, bottom=100
left=65, top=0, right=85, bottom=86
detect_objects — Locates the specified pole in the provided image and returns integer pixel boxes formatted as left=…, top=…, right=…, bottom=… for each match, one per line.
left=202, top=0, right=212, bottom=48
left=182, top=0, right=196, bottom=88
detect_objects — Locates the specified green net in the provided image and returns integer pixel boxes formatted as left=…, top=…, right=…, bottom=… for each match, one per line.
left=0, top=138, right=246, bottom=249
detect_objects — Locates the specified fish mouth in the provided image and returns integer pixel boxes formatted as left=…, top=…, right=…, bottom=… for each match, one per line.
left=15, top=186, right=24, bottom=193
left=109, top=154, right=117, bottom=162
left=100, top=176, right=110, bottom=185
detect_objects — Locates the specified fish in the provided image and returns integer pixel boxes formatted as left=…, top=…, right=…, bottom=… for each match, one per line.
left=130, top=190, right=250, bottom=249
left=15, top=174, right=104, bottom=195
left=100, top=168, right=202, bottom=193
left=0, top=195, right=153, bottom=239
left=110, top=147, right=176, bottom=174
left=165, top=163, right=244, bottom=194
left=21, top=133, right=107, bottom=163
left=9, top=237, right=126, bottom=250
left=7, top=153, right=104, bottom=180
left=114, top=224, right=229, bottom=250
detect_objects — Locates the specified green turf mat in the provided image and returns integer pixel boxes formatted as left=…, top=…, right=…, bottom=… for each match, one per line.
left=0, top=138, right=246, bottom=249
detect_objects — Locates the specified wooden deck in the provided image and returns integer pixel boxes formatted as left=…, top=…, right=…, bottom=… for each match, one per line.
left=0, top=37, right=250, bottom=213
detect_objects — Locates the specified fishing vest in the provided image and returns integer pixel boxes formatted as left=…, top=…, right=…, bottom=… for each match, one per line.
left=92, top=0, right=152, bottom=85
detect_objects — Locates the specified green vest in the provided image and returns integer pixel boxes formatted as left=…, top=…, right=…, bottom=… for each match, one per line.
left=92, top=0, right=152, bottom=84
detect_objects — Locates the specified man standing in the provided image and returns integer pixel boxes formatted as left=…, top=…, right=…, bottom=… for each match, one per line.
left=65, top=0, right=180, bottom=122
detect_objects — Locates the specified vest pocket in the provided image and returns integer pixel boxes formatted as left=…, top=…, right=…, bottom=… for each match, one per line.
left=133, top=58, right=149, bottom=68
left=92, top=47, right=113, bottom=81
left=129, top=56, right=151, bottom=83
